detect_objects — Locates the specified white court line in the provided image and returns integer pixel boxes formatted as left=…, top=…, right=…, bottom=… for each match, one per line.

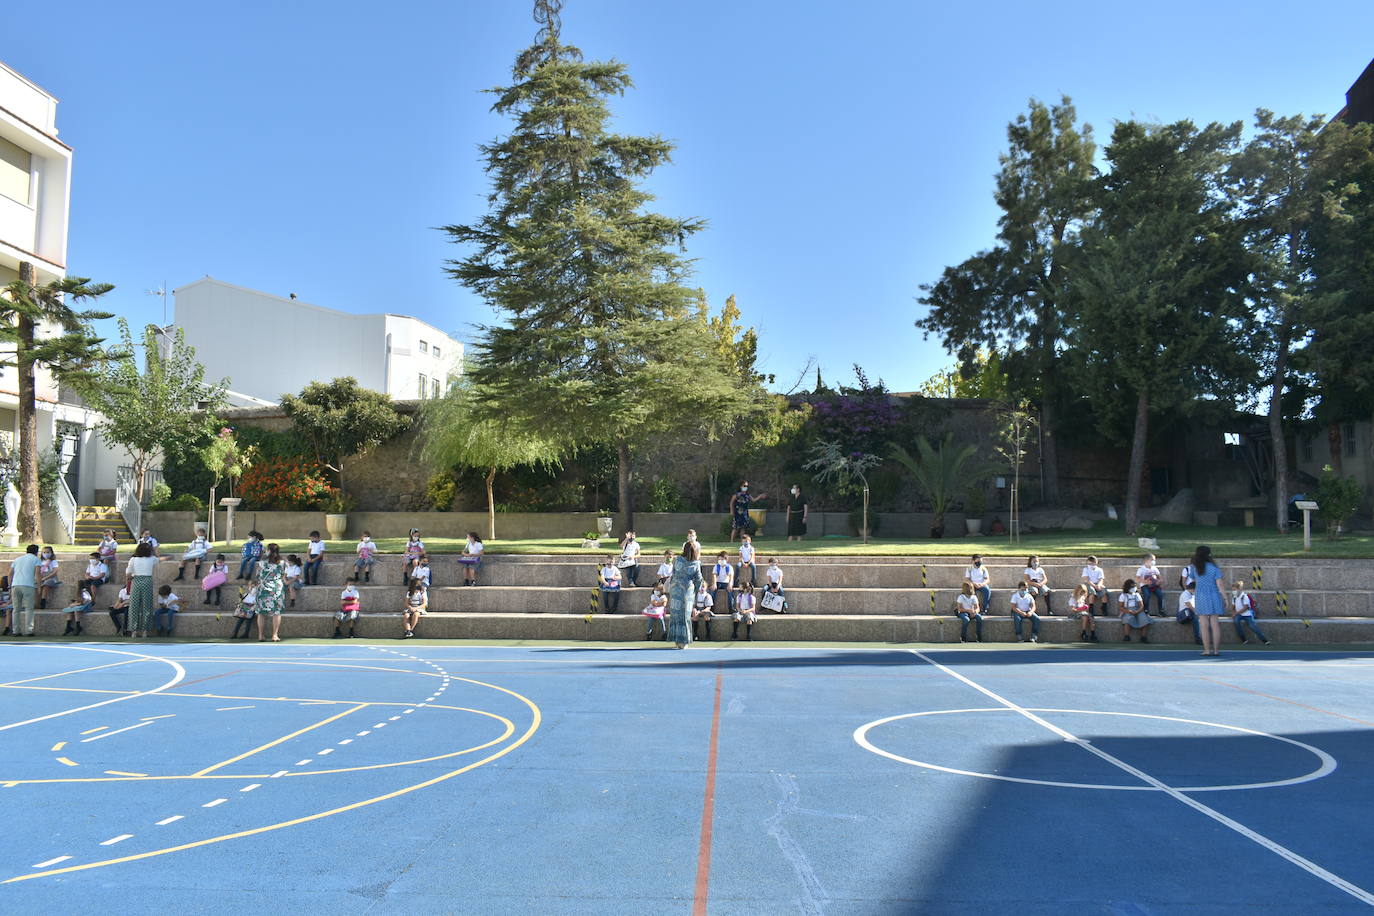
left=32, top=856, right=70, bottom=868
left=355, top=730, right=370, bottom=737
left=155, top=816, right=183, bottom=826
left=202, top=798, right=227, bottom=808
left=99, top=834, right=133, bottom=846
left=317, top=748, right=333, bottom=756
left=338, top=739, right=352, bottom=745
left=373, top=723, right=387, bottom=729
left=239, top=784, right=261, bottom=793
left=908, top=649, right=1374, bottom=908
left=269, top=770, right=289, bottom=779
left=295, top=759, right=312, bottom=766
left=0, top=646, right=186, bottom=733
left=80, top=720, right=154, bottom=743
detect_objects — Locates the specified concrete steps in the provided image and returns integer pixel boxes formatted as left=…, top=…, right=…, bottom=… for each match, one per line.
left=16, top=609, right=1374, bottom=645
left=73, top=506, right=132, bottom=543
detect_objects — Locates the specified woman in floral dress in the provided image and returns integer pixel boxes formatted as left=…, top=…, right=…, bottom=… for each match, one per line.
left=254, top=543, right=286, bottom=642
left=667, top=540, right=704, bottom=649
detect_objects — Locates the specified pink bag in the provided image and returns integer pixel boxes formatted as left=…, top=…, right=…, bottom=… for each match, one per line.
left=202, top=569, right=228, bottom=591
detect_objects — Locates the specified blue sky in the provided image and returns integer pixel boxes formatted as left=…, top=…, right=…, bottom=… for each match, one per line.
left=6, top=0, right=1373, bottom=392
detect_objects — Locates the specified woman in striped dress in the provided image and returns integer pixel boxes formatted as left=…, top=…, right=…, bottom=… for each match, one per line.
left=125, top=542, right=160, bottom=637
left=667, top=540, right=704, bottom=649
left=254, top=543, right=286, bottom=642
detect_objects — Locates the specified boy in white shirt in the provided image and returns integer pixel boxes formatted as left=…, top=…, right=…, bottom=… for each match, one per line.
left=711, top=552, right=736, bottom=613
left=1178, top=582, right=1201, bottom=645
left=737, top=534, right=757, bottom=587
left=656, top=550, right=673, bottom=585
left=410, top=555, right=433, bottom=590
left=1022, top=555, right=1052, bottom=613
left=956, top=583, right=983, bottom=643
left=108, top=584, right=131, bottom=636
left=62, top=586, right=93, bottom=636
left=963, top=555, right=992, bottom=613
left=351, top=532, right=377, bottom=583
left=305, top=530, right=327, bottom=586
left=80, top=552, right=110, bottom=598
left=335, top=583, right=361, bottom=638
left=1136, top=553, right=1165, bottom=616
left=1231, top=580, right=1269, bottom=645
left=1009, top=583, right=1040, bottom=643
left=598, top=556, right=622, bottom=613
left=154, top=584, right=181, bottom=637
left=283, top=554, right=304, bottom=607
left=1080, top=556, right=1109, bottom=616
left=691, top=587, right=715, bottom=640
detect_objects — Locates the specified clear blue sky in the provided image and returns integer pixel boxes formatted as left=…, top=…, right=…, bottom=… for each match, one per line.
left=7, top=1, right=1373, bottom=392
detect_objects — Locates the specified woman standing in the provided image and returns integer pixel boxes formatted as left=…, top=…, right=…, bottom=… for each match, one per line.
left=728, top=481, right=766, bottom=543
left=1189, top=545, right=1229, bottom=657
left=786, top=484, right=808, bottom=542
left=254, top=542, right=286, bottom=642
left=125, top=542, right=159, bottom=638
left=667, top=540, right=704, bottom=649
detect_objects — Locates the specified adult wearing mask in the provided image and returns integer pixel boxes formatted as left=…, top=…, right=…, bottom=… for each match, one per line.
left=667, top=540, right=704, bottom=649
left=786, top=485, right=808, bottom=542
left=125, top=542, right=159, bottom=638
left=1188, top=545, right=1229, bottom=657
left=9, top=544, right=40, bottom=636
left=728, top=481, right=766, bottom=543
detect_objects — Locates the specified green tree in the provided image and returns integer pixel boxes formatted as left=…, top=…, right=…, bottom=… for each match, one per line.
left=440, top=4, right=754, bottom=528
left=1231, top=111, right=1374, bottom=529
left=917, top=97, right=1096, bottom=505
left=200, top=426, right=256, bottom=501
left=916, top=348, right=1010, bottom=400
left=889, top=434, right=983, bottom=537
left=0, top=264, right=115, bottom=539
left=419, top=375, right=563, bottom=540
left=279, top=377, right=409, bottom=496
left=1070, top=119, right=1255, bottom=535
left=85, top=318, right=227, bottom=504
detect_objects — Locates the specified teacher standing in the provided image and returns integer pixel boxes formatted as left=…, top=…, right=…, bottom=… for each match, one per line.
left=125, top=541, right=159, bottom=638
left=1188, top=545, right=1230, bottom=657
left=728, top=481, right=766, bottom=543
left=667, top=540, right=704, bottom=649
left=786, top=484, right=808, bottom=541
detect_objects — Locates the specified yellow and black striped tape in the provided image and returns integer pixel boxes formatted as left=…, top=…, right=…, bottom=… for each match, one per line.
left=1252, top=565, right=1262, bottom=590
left=1275, top=591, right=1288, bottom=616
left=921, top=564, right=928, bottom=587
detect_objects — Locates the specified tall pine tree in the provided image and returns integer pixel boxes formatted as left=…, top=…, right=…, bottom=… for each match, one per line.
left=443, top=0, right=752, bottom=527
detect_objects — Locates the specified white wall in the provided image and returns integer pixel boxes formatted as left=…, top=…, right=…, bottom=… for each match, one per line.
left=0, top=61, right=70, bottom=281
left=173, top=279, right=461, bottom=403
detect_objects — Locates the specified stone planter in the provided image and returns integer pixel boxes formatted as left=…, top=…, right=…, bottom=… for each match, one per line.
left=325, top=514, right=348, bottom=540
left=965, top=518, right=983, bottom=536
left=1138, top=537, right=1159, bottom=550
left=597, top=516, right=613, bottom=538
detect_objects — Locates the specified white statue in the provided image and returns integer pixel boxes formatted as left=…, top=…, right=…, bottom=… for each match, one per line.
left=1, top=481, right=19, bottom=547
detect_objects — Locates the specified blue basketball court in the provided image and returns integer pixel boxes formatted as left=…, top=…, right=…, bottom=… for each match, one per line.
left=1, top=641, right=1372, bottom=913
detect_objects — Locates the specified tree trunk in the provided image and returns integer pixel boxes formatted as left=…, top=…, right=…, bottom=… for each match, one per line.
left=485, top=467, right=497, bottom=541
left=1123, top=390, right=1150, bottom=536
left=708, top=468, right=718, bottom=513
left=1268, top=330, right=1290, bottom=533
left=1328, top=422, right=1344, bottom=476
left=617, top=440, right=633, bottom=532
left=17, top=262, right=41, bottom=542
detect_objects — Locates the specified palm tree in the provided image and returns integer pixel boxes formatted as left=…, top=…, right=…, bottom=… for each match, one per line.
left=0, top=263, right=114, bottom=539
left=890, top=434, right=983, bottom=538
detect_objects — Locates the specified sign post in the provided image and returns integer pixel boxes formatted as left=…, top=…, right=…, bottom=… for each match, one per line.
left=1294, top=500, right=1319, bottom=552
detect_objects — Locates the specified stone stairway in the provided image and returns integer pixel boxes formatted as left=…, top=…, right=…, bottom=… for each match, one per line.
left=9, top=552, right=1374, bottom=644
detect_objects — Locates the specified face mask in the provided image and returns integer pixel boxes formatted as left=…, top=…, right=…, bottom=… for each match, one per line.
left=741, top=486, right=748, bottom=492
left=791, top=488, right=799, bottom=495
left=974, top=561, right=982, bottom=567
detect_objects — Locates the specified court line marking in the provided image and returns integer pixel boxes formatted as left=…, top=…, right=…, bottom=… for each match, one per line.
left=55, top=757, right=77, bottom=767
left=105, top=771, right=147, bottom=778
left=1196, top=675, right=1374, bottom=729
left=32, top=856, right=70, bottom=869
left=0, top=658, right=141, bottom=687
left=855, top=708, right=1336, bottom=791
left=907, top=649, right=1374, bottom=908
left=50, top=742, right=65, bottom=752
left=0, top=646, right=186, bottom=733
left=155, top=816, right=183, bottom=826
left=99, top=835, right=132, bottom=846
left=190, top=705, right=366, bottom=776
left=202, top=799, right=227, bottom=808
left=79, top=726, right=108, bottom=735
left=7, top=670, right=542, bottom=884
left=81, top=721, right=153, bottom=743
left=693, top=666, right=724, bottom=916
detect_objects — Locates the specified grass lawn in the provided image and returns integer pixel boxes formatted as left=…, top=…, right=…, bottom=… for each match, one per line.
left=134, top=520, right=1374, bottom=559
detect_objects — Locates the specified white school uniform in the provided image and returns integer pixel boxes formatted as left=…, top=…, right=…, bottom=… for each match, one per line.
left=1024, top=566, right=1047, bottom=586
left=642, top=593, right=667, bottom=618
left=86, top=560, right=109, bottom=582
left=182, top=536, right=209, bottom=560
left=965, top=565, right=989, bottom=587
left=1136, top=564, right=1162, bottom=586
left=1233, top=592, right=1256, bottom=616
left=1082, top=566, right=1105, bottom=590
left=284, top=563, right=303, bottom=584
left=411, top=565, right=432, bottom=588
left=599, top=565, right=621, bottom=589
left=733, top=592, right=757, bottom=623
left=738, top=543, right=755, bottom=565
left=1009, top=592, right=1036, bottom=615
left=656, top=561, right=673, bottom=580
left=620, top=540, right=641, bottom=566
left=766, top=565, right=783, bottom=586
left=957, top=593, right=981, bottom=615
left=308, top=540, right=327, bottom=558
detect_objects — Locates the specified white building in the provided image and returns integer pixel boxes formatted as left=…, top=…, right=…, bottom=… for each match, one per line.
left=172, top=278, right=463, bottom=404
left=0, top=59, right=124, bottom=530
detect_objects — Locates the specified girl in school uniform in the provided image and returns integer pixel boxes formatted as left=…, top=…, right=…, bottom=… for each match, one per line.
left=97, top=529, right=119, bottom=566
left=175, top=527, right=210, bottom=580
left=598, top=556, right=622, bottom=613
left=335, top=584, right=361, bottom=638
left=618, top=530, right=641, bottom=588
left=402, top=529, right=425, bottom=584
left=955, top=582, right=983, bottom=643
left=963, top=555, right=991, bottom=613
left=351, top=532, right=377, bottom=583
left=1117, top=579, right=1151, bottom=643
left=401, top=582, right=428, bottom=639
left=460, top=532, right=484, bottom=585
left=1080, top=556, right=1109, bottom=616
left=642, top=584, right=668, bottom=640
left=138, top=529, right=161, bottom=557
left=203, top=554, right=230, bottom=606
left=1070, top=584, right=1098, bottom=642
left=229, top=585, right=258, bottom=639
left=62, top=586, right=93, bottom=636
left=1022, top=556, right=1053, bottom=613
left=37, top=546, right=61, bottom=609
left=691, top=587, right=715, bottom=640
left=737, top=534, right=757, bottom=587
left=1136, top=554, right=1166, bottom=616
left=283, top=554, right=305, bottom=607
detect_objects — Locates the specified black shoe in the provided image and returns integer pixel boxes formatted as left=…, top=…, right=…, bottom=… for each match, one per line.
left=39, top=599, right=47, bottom=609
left=1, top=627, right=9, bottom=636
left=1122, top=634, right=1131, bottom=642
left=63, top=623, right=73, bottom=635
left=1140, top=635, right=1149, bottom=643
left=349, top=631, right=360, bottom=638
left=332, top=631, right=343, bottom=639
left=174, top=571, right=184, bottom=581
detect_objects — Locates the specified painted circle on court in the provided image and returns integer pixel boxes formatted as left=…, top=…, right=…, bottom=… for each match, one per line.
left=853, top=708, right=1336, bottom=792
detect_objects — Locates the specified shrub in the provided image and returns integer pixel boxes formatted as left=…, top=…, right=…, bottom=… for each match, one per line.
left=427, top=471, right=458, bottom=511
left=848, top=508, right=879, bottom=536
left=1315, top=466, right=1363, bottom=539
left=150, top=492, right=206, bottom=513
left=647, top=477, right=686, bottom=513
left=239, top=456, right=333, bottom=510
left=148, top=480, right=172, bottom=508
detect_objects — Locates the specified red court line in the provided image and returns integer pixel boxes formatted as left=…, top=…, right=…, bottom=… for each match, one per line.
left=693, top=665, right=723, bottom=916
left=171, top=670, right=242, bottom=690
left=1197, top=675, right=1374, bottom=728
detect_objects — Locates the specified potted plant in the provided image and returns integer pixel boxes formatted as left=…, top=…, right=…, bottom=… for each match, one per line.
left=596, top=508, right=614, bottom=539
left=1135, top=521, right=1159, bottom=550
left=580, top=530, right=601, bottom=549
left=321, top=488, right=354, bottom=540
left=964, top=486, right=988, bottom=536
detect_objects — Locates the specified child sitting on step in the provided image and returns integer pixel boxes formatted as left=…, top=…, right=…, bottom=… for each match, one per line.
left=203, top=554, right=229, bottom=606
left=761, top=580, right=789, bottom=614
left=97, top=529, right=119, bottom=565
left=656, top=550, right=673, bottom=585
left=1231, top=580, right=1269, bottom=645
left=80, top=552, right=109, bottom=598
left=175, top=527, right=210, bottom=580
left=154, top=584, right=181, bottom=636
left=38, top=546, right=61, bottom=609
left=334, top=583, right=361, bottom=638
left=732, top=583, right=757, bottom=641
left=402, top=529, right=425, bottom=585
left=351, top=532, right=376, bottom=583
left=1070, top=584, right=1098, bottom=642
left=237, top=532, right=263, bottom=580
left=109, top=583, right=130, bottom=635
left=62, top=586, right=93, bottom=636
left=230, top=585, right=258, bottom=639
left=691, top=587, right=714, bottom=640
left=642, top=584, right=668, bottom=641
left=0, top=576, right=11, bottom=636
left=283, top=554, right=304, bottom=607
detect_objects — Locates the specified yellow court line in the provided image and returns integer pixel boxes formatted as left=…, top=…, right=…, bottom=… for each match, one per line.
left=80, top=726, right=108, bottom=735
left=50, top=742, right=65, bottom=752
left=55, top=757, right=77, bottom=767
left=0, top=659, right=141, bottom=688
left=191, top=704, right=368, bottom=777
left=7, top=678, right=543, bottom=884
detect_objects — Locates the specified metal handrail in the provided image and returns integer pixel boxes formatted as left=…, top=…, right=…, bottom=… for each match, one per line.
left=55, top=474, right=77, bottom=543
left=115, top=466, right=142, bottom=539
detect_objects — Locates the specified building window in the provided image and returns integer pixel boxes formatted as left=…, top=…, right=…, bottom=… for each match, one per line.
left=418, top=373, right=428, bottom=399
left=432, top=346, right=441, bottom=359
left=1344, top=423, right=1357, bottom=457
left=0, top=135, right=32, bottom=205
left=432, top=378, right=440, bottom=399
left=419, top=340, right=428, bottom=354
left=1302, top=434, right=1313, bottom=463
